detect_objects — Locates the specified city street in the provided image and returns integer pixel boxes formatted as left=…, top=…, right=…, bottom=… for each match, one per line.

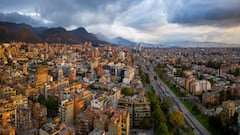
left=146, top=63, right=211, bottom=135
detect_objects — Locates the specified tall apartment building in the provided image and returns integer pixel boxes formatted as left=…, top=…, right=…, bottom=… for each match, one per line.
left=58, top=99, right=74, bottom=125
left=22, top=65, right=28, bottom=74
left=118, top=95, right=151, bottom=128
left=110, top=89, right=121, bottom=109
left=32, top=102, right=47, bottom=128
left=14, top=95, right=29, bottom=129
left=185, top=77, right=212, bottom=95
left=25, top=85, right=38, bottom=98
left=0, top=86, right=16, bottom=99
left=36, top=66, right=49, bottom=86
left=11, top=94, right=28, bottom=109
left=122, top=66, right=135, bottom=84
left=185, top=77, right=196, bottom=92
left=16, top=107, right=30, bottom=130
left=76, top=90, right=92, bottom=107
left=0, top=95, right=28, bottom=128
left=0, top=119, right=15, bottom=135
left=76, top=108, right=97, bottom=135
left=0, top=99, right=16, bottom=126
left=57, top=68, right=64, bottom=81
left=94, top=108, right=130, bottom=135
left=73, top=97, right=84, bottom=119
left=221, top=100, right=235, bottom=119
left=202, top=91, right=219, bottom=105
left=190, top=80, right=211, bottom=95
left=68, top=68, right=77, bottom=82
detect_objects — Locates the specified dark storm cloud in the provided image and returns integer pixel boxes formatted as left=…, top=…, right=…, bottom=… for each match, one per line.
left=166, top=0, right=240, bottom=27
left=0, top=0, right=240, bottom=44
left=0, top=0, right=138, bottom=28
left=37, top=0, right=138, bottom=27
left=0, top=12, right=44, bottom=26
left=1, top=0, right=240, bottom=28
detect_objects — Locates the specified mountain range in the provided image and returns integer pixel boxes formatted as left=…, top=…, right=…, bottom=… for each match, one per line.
left=161, top=41, right=240, bottom=48
left=1, top=21, right=239, bottom=47
left=0, top=21, right=147, bottom=47
left=0, top=22, right=106, bottom=46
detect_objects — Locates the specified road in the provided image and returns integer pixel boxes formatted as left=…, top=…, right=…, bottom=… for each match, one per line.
left=146, top=64, right=211, bottom=135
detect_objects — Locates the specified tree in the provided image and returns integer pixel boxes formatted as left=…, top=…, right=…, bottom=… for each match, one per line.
left=234, top=68, right=240, bottom=76
left=175, top=69, right=185, bottom=77
left=157, top=122, right=169, bottom=135
left=198, top=74, right=204, bottom=80
left=150, top=59, right=153, bottom=64
left=153, top=106, right=166, bottom=124
left=219, top=90, right=227, bottom=103
left=191, top=105, right=200, bottom=114
left=38, top=95, right=58, bottom=118
left=147, top=86, right=168, bottom=132
left=227, top=90, right=233, bottom=100
left=45, top=96, right=58, bottom=117
left=169, top=110, right=184, bottom=128
left=161, top=98, right=172, bottom=113
left=209, top=78, right=216, bottom=86
left=206, top=60, right=222, bottom=69
left=88, top=83, right=97, bottom=89
left=182, top=127, right=195, bottom=135
left=38, top=93, right=45, bottom=104
left=140, top=72, right=150, bottom=84
left=209, top=115, right=224, bottom=133
left=121, top=87, right=133, bottom=96
left=154, top=75, right=157, bottom=80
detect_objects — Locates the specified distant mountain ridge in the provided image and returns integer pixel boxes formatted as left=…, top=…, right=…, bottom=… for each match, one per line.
left=0, top=21, right=106, bottom=46
left=161, top=41, right=240, bottom=48
left=111, top=37, right=136, bottom=46
left=95, top=33, right=136, bottom=46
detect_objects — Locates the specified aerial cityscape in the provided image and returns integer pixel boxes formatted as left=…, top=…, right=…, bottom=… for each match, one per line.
left=0, top=0, right=240, bottom=135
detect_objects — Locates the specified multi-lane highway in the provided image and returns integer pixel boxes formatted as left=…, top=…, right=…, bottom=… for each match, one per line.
left=146, top=64, right=211, bottom=135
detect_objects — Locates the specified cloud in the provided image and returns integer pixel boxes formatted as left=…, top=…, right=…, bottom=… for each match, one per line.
left=0, top=0, right=137, bottom=27
left=1, top=0, right=240, bottom=28
left=0, top=12, right=47, bottom=26
left=35, top=0, right=138, bottom=27
left=115, top=0, right=167, bottom=31
left=165, top=0, right=240, bottom=27
left=0, top=0, right=240, bottom=45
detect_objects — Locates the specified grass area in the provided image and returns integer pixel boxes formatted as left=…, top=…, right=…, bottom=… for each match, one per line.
left=182, top=100, right=221, bottom=135
left=163, top=80, right=182, bottom=97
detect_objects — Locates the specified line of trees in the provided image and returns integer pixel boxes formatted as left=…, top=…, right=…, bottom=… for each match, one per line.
left=147, top=85, right=169, bottom=134
left=138, top=66, right=150, bottom=84
left=147, top=85, right=194, bottom=135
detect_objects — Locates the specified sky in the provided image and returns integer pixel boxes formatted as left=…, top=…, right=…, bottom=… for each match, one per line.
left=0, top=0, right=240, bottom=45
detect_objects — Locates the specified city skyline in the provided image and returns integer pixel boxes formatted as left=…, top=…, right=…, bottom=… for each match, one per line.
left=1, top=0, right=240, bottom=45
